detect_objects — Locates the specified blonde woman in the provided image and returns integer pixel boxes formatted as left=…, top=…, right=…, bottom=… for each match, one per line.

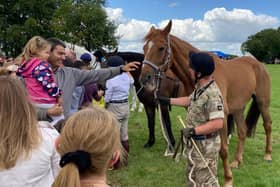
left=0, top=76, right=60, bottom=187
left=52, top=107, right=122, bottom=187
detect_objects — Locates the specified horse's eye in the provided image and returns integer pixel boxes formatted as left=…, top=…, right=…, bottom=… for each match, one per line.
left=159, top=47, right=165, bottom=52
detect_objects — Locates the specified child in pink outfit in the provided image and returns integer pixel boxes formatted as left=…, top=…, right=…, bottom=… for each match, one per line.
left=16, top=36, right=63, bottom=125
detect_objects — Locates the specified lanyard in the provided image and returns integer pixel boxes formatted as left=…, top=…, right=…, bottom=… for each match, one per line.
left=193, top=80, right=214, bottom=101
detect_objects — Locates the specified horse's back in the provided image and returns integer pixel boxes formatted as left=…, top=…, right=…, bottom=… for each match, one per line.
left=214, top=56, right=270, bottom=112
left=227, top=56, right=270, bottom=91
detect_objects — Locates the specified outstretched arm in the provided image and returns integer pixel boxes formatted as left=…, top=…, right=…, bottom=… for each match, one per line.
left=170, top=96, right=190, bottom=107
left=158, top=96, right=190, bottom=107
left=73, top=61, right=140, bottom=87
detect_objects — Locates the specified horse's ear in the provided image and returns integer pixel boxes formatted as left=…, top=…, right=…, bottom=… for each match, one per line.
left=163, top=20, right=172, bottom=35
left=150, top=26, right=156, bottom=32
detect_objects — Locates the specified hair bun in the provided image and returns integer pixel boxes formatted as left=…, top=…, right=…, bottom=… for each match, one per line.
left=60, top=150, right=91, bottom=173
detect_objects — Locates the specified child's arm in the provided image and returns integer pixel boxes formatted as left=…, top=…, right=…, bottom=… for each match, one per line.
left=32, top=61, right=62, bottom=98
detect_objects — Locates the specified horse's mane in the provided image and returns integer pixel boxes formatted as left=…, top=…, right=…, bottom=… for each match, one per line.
left=144, top=28, right=199, bottom=53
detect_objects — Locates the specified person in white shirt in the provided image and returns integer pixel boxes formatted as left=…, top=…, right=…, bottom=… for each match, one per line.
left=104, top=55, right=134, bottom=168
left=0, top=76, right=60, bottom=187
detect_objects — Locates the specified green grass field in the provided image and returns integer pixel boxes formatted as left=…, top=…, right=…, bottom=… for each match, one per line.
left=108, top=64, right=280, bottom=187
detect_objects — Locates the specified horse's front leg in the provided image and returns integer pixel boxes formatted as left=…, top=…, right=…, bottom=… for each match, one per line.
left=230, top=110, right=247, bottom=168
left=144, top=104, right=156, bottom=148
left=220, top=118, right=233, bottom=187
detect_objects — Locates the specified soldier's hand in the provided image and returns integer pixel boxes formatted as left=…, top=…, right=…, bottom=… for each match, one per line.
left=157, top=96, right=170, bottom=105
left=181, top=128, right=195, bottom=139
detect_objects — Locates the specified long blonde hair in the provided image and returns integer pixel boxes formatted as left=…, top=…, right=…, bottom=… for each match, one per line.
left=52, top=107, right=122, bottom=187
left=14, top=36, right=49, bottom=65
left=0, top=76, right=40, bottom=169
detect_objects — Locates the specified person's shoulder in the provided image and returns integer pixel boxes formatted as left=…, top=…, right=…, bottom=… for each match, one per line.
left=58, top=66, right=81, bottom=74
left=60, top=66, right=74, bottom=71
left=38, top=121, right=59, bottom=140
left=207, top=82, right=221, bottom=95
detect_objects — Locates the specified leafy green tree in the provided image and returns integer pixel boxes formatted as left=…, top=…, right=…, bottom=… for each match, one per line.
left=241, top=28, right=280, bottom=63
left=0, top=0, right=118, bottom=57
left=0, top=0, right=60, bottom=56
left=51, top=0, right=118, bottom=51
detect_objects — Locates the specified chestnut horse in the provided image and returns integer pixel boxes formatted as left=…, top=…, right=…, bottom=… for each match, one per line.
left=98, top=50, right=189, bottom=153
left=140, top=20, right=272, bottom=186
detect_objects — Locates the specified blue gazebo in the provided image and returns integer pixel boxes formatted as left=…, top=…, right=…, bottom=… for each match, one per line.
left=210, top=51, right=229, bottom=59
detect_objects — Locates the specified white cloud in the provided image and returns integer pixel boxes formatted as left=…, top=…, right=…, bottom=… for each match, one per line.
left=168, top=2, right=178, bottom=8
left=118, top=41, right=145, bottom=52
left=104, top=7, right=125, bottom=24
left=105, top=7, right=279, bottom=55
left=116, top=19, right=153, bottom=41
left=203, top=8, right=279, bottom=42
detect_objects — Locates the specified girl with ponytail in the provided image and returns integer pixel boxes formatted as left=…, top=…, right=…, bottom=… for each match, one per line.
left=52, top=107, right=123, bottom=187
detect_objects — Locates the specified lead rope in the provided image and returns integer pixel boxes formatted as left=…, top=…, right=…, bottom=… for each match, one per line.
left=158, top=103, right=175, bottom=156
left=154, top=70, right=175, bottom=156
left=188, top=146, right=197, bottom=187
left=177, top=116, right=219, bottom=186
left=160, top=34, right=175, bottom=156
left=129, top=84, right=145, bottom=109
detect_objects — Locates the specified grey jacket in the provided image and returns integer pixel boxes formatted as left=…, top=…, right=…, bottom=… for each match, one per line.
left=38, top=66, right=121, bottom=119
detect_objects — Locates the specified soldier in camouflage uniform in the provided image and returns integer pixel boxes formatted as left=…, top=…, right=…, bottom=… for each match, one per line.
left=159, top=51, right=224, bottom=187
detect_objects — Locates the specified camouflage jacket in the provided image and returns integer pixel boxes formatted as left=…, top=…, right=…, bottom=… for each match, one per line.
left=186, top=80, right=224, bottom=129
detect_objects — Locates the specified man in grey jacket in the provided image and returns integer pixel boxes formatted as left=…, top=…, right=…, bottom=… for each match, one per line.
left=38, top=38, right=139, bottom=119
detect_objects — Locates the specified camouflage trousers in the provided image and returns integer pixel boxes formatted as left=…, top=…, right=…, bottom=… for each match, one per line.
left=185, top=136, right=221, bottom=187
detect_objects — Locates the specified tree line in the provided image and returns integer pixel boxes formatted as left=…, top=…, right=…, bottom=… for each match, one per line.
left=241, top=27, right=280, bottom=64
left=0, top=0, right=118, bottom=57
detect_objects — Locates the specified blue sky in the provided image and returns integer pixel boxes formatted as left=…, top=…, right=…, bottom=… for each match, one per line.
left=107, top=0, right=280, bottom=22
left=105, top=1, right=280, bottom=55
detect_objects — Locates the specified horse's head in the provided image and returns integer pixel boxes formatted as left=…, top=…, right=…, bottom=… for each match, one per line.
left=140, top=20, right=198, bottom=94
left=140, top=20, right=173, bottom=86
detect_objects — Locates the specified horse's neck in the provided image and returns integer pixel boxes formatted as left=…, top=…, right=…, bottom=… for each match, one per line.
left=168, top=36, right=197, bottom=94
left=171, top=64, right=194, bottom=95
left=164, top=69, right=190, bottom=97
left=170, top=52, right=195, bottom=95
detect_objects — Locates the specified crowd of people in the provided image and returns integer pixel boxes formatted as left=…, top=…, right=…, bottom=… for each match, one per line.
left=0, top=36, right=224, bottom=187
left=0, top=36, right=139, bottom=187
